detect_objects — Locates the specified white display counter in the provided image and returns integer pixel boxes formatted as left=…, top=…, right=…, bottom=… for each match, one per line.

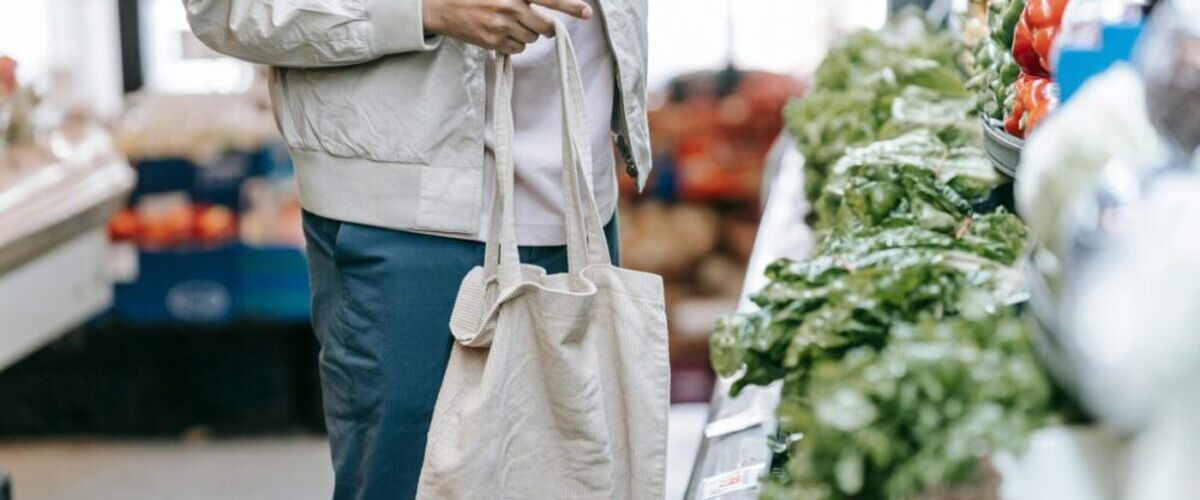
left=0, top=157, right=134, bottom=369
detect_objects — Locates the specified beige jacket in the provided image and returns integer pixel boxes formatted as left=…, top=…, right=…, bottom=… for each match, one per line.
left=184, top=0, right=650, bottom=235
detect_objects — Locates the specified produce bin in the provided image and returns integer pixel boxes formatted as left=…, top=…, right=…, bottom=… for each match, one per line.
left=111, top=246, right=239, bottom=326
left=983, top=118, right=1024, bottom=177
left=132, top=152, right=254, bottom=210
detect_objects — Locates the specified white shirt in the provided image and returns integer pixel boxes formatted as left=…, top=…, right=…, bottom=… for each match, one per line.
left=480, top=1, right=617, bottom=246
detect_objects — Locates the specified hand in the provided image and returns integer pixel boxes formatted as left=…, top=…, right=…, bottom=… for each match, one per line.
left=423, top=0, right=593, bottom=54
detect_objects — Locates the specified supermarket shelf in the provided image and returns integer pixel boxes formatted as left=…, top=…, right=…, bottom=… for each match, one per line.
left=684, top=141, right=813, bottom=499
left=0, top=158, right=135, bottom=370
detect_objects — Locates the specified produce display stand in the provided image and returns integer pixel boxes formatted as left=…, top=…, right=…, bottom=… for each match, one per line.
left=0, top=157, right=135, bottom=370
left=684, top=142, right=813, bottom=499
left=106, top=147, right=312, bottom=327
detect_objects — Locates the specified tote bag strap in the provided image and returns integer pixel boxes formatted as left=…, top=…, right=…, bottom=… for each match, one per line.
left=482, top=54, right=523, bottom=290
left=553, top=23, right=611, bottom=273
left=482, top=20, right=612, bottom=289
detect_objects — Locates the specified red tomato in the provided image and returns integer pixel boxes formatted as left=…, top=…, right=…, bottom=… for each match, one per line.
left=108, top=209, right=140, bottom=241
left=193, top=205, right=237, bottom=245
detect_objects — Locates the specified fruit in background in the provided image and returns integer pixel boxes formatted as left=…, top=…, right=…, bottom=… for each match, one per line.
left=1005, top=74, right=1056, bottom=137
left=643, top=70, right=802, bottom=202
left=0, top=56, right=15, bottom=99
left=161, top=203, right=194, bottom=246
left=108, top=209, right=140, bottom=241
left=193, top=204, right=237, bottom=245
left=107, top=201, right=238, bottom=248
left=1005, top=0, right=1068, bottom=137
left=1011, top=17, right=1046, bottom=77
left=131, top=200, right=193, bottom=249
left=1012, top=0, right=1069, bottom=77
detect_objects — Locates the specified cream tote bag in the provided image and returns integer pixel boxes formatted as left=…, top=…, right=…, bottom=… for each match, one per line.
left=416, top=22, right=670, bottom=500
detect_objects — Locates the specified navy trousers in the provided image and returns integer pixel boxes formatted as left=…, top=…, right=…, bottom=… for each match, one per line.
left=302, top=211, right=619, bottom=500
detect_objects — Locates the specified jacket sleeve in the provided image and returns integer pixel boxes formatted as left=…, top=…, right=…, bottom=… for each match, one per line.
left=183, top=0, right=440, bottom=68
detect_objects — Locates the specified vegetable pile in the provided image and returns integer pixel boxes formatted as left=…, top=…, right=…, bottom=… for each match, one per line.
left=712, top=13, right=1073, bottom=500
left=785, top=14, right=975, bottom=203
left=968, top=0, right=1022, bottom=123
left=967, top=0, right=1070, bottom=138
left=759, top=311, right=1057, bottom=500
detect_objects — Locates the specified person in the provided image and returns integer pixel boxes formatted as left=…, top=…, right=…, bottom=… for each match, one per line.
left=183, top=0, right=650, bottom=498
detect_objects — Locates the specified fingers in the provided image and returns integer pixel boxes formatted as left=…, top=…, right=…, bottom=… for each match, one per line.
left=506, top=21, right=539, bottom=44
left=481, top=0, right=581, bottom=54
left=528, top=0, right=592, bottom=19
left=497, top=38, right=526, bottom=54
left=514, top=3, right=556, bottom=37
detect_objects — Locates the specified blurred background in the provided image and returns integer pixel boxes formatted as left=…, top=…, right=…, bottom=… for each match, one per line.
left=0, top=1, right=891, bottom=499
left=8, top=0, right=1200, bottom=499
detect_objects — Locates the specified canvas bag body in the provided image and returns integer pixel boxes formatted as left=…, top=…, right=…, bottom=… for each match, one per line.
left=417, top=22, right=670, bottom=500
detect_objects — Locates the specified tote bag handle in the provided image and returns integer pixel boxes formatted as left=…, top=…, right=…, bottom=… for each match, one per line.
left=482, top=20, right=612, bottom=290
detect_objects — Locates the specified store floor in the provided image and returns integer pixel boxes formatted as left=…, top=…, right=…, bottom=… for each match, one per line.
left=0, top=403, right=708, bottom=500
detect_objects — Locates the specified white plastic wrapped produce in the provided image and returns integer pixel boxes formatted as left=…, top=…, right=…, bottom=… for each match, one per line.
left=1014, top=64, right=1167, bottom=261
left=1135, top=0, right=1200, bottom=155
left=1065, top=171, right=1200, bottom=430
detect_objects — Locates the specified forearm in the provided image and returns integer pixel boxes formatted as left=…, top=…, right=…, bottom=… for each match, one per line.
left=183, top=0, right=440, bottom=68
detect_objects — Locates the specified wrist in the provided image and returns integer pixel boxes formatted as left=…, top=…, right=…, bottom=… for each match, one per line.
left=422, top=0, right=444, bottom=35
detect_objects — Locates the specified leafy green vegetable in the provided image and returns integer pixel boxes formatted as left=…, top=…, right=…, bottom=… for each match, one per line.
left=786, top=89, right=889, bottom=201
left=785, top=12, right=969, bottom=204
left=763, top=310, right=1063, bottom=500
left=881, top=87, right=980, bottom=147
left=814, top=130, right=1002, bottom=225
left=711, top=157, right=1027, bottom=393
left=712, top=239, right=1026, bottom=395
left=812, top=17, right=963, bottom=93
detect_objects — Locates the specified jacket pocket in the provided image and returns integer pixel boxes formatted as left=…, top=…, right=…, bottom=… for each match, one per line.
left=272, top=49, right=476, bottom=165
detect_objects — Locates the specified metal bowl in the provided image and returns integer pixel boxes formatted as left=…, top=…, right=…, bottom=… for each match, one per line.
left=982, top=118, right=1025, bottom=178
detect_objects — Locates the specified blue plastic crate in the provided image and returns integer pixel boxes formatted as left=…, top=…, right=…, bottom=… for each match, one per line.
left=130, top=158, right=195, bottom=205
left=236, top=245, right=311, bottom=322
left=1055, top=24, right=1144, bottom=103
left=194, top=153, right=254, bottom=209
left=132, top=152, right=254, bottom=209
left=112, top=246, right=239, bottom=325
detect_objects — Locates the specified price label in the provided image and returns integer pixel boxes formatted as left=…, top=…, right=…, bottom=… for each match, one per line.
left=701, top=463, right=766, bottom=499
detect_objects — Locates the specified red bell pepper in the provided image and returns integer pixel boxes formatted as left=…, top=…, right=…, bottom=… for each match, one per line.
left=1012, top=19, right=1044, bottom=78
left=1012, top=0, right=1070, bottom=77
left=1005, top=74, right=1055, bottom=138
